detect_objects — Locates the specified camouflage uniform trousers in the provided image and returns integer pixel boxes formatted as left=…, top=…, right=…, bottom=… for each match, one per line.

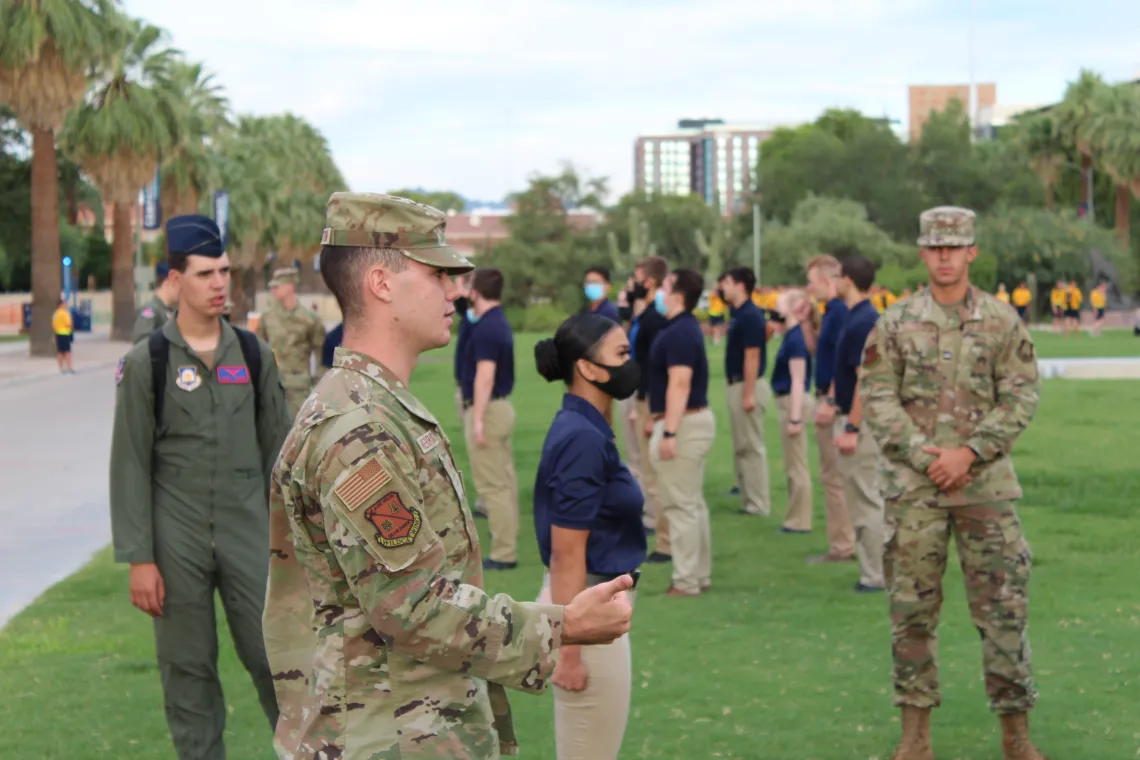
left=883, top=496, right=1037, bottom=714
left=281, top=373, right=313, bottom=421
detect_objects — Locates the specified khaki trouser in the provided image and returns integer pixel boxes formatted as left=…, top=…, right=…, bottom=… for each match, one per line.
left=537, top=572, right=635, bottom=760
left=725, top=378, right=772, bottom=516
left=776, top=393, right=816, bottom=532
left=651, top=408, right=715, bottom=593
left=815, top=415, right=855, bottom=557
left=836, top=415, right=885, bottom=587
left=615, top=396, right=647, bottom=526
left=465, top=399, right=518, bottom=563
left=635, top=399, right=669, bottom=554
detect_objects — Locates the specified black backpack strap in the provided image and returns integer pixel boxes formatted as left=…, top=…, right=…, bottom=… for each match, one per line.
left=233, top=327, right=262, bottom=426
left=148, top=329, right=170, bottom=428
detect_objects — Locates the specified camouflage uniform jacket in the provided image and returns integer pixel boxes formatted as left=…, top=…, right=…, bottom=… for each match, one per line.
left=256, top=302, right=328, bottom=385
left=130, top=293, right=173, bottom=344
left=266, top=348, right=563, bottom=759
left=859, top=285, right=1040, bottom=507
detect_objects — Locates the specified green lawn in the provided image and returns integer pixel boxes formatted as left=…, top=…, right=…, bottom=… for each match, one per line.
left=1027, top=327, right=1138, bottom=358
left=0, top=333, right=27, bottom=343
left=2, top=335, right=1137, bottom=759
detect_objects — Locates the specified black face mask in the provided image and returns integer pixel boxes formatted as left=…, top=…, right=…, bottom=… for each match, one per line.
left=586, top=360, right=641, bottom=401
left=617, top=305, right=633, bottom=322
left=454, top=296, right=469, bottom=317
left=629, top=283, right=648, bottom=301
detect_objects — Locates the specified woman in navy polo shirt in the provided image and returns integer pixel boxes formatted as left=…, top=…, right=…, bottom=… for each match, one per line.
left=533, top=312, right=646, bottom=760
left=770, top=288, right=819, bottom=535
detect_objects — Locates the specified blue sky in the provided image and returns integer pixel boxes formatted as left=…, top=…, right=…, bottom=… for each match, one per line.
left=125, top=0, right=1140, bottom=204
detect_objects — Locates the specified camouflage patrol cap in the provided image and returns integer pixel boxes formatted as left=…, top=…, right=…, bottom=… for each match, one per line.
left=269, top=267, right=300, bottom=288
left=917, top=206, right=976, bottom=248
left=321, top=192, right=474, bottom=274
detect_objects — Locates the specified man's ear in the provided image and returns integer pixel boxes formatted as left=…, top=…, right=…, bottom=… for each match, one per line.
left=364, top=264, right=394, bottom=304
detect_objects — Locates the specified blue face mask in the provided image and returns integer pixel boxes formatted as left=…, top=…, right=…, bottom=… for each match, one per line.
left=466, top=310, right=480, bottom=325
left=584, top=283, right=606, bottom=302
left=654, top=290, right=668, bottom=315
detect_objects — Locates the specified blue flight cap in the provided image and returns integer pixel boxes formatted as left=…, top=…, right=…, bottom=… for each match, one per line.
left=155, top=261, right=170, bottom=278
left=166, top=214, right=224, bottom=257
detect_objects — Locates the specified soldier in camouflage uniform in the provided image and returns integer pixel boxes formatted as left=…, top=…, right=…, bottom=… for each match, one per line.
left=256, top=267, right=327, bottom=418
left=263, top=192, right=635, bottom=759
left=860, top=207, right=1047, bottom=760
left=131, top=260, right=180, bottom=343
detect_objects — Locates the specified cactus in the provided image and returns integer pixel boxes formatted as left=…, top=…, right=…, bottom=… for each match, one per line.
left=695, top=215, right=730, bottom=288
left=607, top=206, right=656, bottom=275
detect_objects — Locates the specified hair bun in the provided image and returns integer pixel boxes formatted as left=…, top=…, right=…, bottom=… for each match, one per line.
left=534, top=339, right=564, bottom=383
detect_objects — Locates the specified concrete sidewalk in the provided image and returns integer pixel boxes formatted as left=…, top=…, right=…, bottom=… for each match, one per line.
left=0, top=329, right=128, bottom=389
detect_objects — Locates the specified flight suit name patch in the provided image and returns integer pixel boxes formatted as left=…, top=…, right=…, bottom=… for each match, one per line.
left=217, top=366, right=250, bottom=384
left=176, top=366, right=201, bottom=392
left=366, top=492, right=422, bottom=548
left=334, top=457, right=392, bottom=512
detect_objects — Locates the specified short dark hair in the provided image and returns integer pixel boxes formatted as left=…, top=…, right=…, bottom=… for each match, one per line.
left=319, top=244, right=409, bottom=322
left=471, top=268, right=504, bottom=301
left=725, top=266, right=756, bottom=295
left=841, top=254, right=876, bottom=293
left=534, top=312, right=620, bottom=385
left=168, top=253, right=189, bottom=274
left=585, top=266, right=611, bottom=283
left=671, top=268, right=704, bottom=312
left=635, top=256, right=668, bottom=289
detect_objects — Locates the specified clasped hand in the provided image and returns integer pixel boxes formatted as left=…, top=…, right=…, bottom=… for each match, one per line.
left=922, top=445, right=977, bottom=492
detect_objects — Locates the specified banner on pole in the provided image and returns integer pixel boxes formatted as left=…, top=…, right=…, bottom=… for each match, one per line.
left=214, top=191, right=230, bottom=249
left=142, top=166, right=161, bottom=230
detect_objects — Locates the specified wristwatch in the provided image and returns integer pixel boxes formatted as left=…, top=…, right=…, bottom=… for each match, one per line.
left=844, top=422, right=860, bottom=434
left=662, top=430, right=677, bottom=439
left=824, top=397, right=837, bottom=407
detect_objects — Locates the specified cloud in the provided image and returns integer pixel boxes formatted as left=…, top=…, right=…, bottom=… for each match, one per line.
left=123, top=0, right=1140, bottom=201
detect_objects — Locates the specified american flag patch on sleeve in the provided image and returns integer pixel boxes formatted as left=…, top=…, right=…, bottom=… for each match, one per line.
left=334, top=457, right=393, bottom=512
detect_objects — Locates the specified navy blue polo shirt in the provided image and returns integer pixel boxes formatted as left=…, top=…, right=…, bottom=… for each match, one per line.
left=834, top=299, right=880, bottom=414
left=591, top=298, right=621, bottom=324
left=770, top=324, right=813, bottom=395
left=534, top=394, right=647, bottom=575
left=454, top=313, right=472, bottom=383
left=814, top=297, right=849, bottom=394
left=321, top=322, right=343, bottom=369
left=460, top=305, right=514, bottom=401
left=632, top=307, right=666, bottom=400
left=648, top=311, right=709, bottom=414
left=725, top=301, right=767, bottom=380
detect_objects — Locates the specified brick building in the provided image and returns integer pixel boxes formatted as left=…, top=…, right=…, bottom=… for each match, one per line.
left=908, top=83, right=997, bottom=141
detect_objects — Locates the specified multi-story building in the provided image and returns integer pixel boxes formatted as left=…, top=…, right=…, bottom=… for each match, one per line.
left=908, top=83, right=997, bottom=141
left=634, top=119, right=774, bottom=215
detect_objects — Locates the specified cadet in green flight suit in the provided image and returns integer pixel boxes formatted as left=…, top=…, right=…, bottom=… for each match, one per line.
left=131, top=260, right=180, bottom=344
left=109, top=214, right=291, bottom=760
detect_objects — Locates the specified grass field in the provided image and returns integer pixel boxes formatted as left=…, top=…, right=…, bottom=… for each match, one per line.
left=1, top=333, right=1138, bottom=759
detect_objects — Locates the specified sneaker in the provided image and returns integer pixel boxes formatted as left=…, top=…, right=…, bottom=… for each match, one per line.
left=482, top=559, right=517, bottom=571
left=644, top=551, right=672, bottom=564
left=854, top=582, right=884, bottom=593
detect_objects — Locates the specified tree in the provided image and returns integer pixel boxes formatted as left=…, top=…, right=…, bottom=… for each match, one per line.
left=161, top=59, right=228, bottom=221
left=606, top=206, right=654, bottom=276
left=1053, top=69, right=1110, bottom=213
left=603, top=191, right=717, bottom=272
left=62, top=15, right=181, bottom=340
left=1016, top=114, right=1067, bottom=211
left=0, top=0, right=119, bottom=355
left=1086, top=83, right=1140, bottom=248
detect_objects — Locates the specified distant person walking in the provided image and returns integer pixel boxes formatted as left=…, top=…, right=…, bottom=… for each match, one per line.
left=52, top=296, right=74, bottom=374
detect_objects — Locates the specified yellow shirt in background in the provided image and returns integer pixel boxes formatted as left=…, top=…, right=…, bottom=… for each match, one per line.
left=996, top=289, right=1010, bottom=304
left=52, top=307, right=73, bottom=336
left=1090, top=289, right=1106, bottom=309
left=1066, top=287, right=1083, bottom=310
left=1012, top=287, right=1032, bottom=307
left=708, top=294, right=726, bottom=317
left=1050, top=288, right=1065, bottom=308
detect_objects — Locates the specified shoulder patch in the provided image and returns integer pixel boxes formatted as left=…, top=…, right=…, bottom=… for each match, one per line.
left=365, top=492, right=422, bottom=548
left=1016, top=338, right=1035, bottom=363
left=115, top=358, right=125, bottom=385
left=416, top=430, right=440, bottom=454
left=334, top=457, right=392, bottom=512
left=141, top=306, right=154, bottom=319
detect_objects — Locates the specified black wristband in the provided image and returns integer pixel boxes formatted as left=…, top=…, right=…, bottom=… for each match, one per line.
left=845, top=422, right=860, bottom=434
left=790, top=419, right=802, bottom=425
left=662, top=430, right=676, bottom=438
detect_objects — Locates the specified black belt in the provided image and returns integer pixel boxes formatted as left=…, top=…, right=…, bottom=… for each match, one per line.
left=462, top=395, right=507, bottom=410
left=838, top=407, right=851, bottom=415
left=774, top=390, right=789, bottom=398
left=726, top=375, right=744, bottom=385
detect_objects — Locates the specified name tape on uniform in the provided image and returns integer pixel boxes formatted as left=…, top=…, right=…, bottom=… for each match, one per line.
left=334, top=457, right=392, bottom=512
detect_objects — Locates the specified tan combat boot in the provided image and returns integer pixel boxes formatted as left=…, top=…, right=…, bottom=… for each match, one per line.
left=1000, top=713, right=1048, bottom=760
left=890, top=706, right=935, bottom=760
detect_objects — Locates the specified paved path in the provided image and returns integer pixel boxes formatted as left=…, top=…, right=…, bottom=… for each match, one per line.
left=0, top=330, right=124, bottom=628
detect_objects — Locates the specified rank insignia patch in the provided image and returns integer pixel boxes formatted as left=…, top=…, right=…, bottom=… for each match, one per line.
left=366, top=492, right=422, bottom=548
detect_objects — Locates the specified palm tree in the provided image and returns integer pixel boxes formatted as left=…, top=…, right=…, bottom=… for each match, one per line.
left=62, top=16, right=180, bottom=340
left=1086, top=83, right=1140, bottom=248
left=0, top=0, right=119, bottom=356
left=1016, top=114, right=1066, bottom=211
left=161, top=59, right=228, bottom=220
left=1053, top=69, right=1109, bottom=215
